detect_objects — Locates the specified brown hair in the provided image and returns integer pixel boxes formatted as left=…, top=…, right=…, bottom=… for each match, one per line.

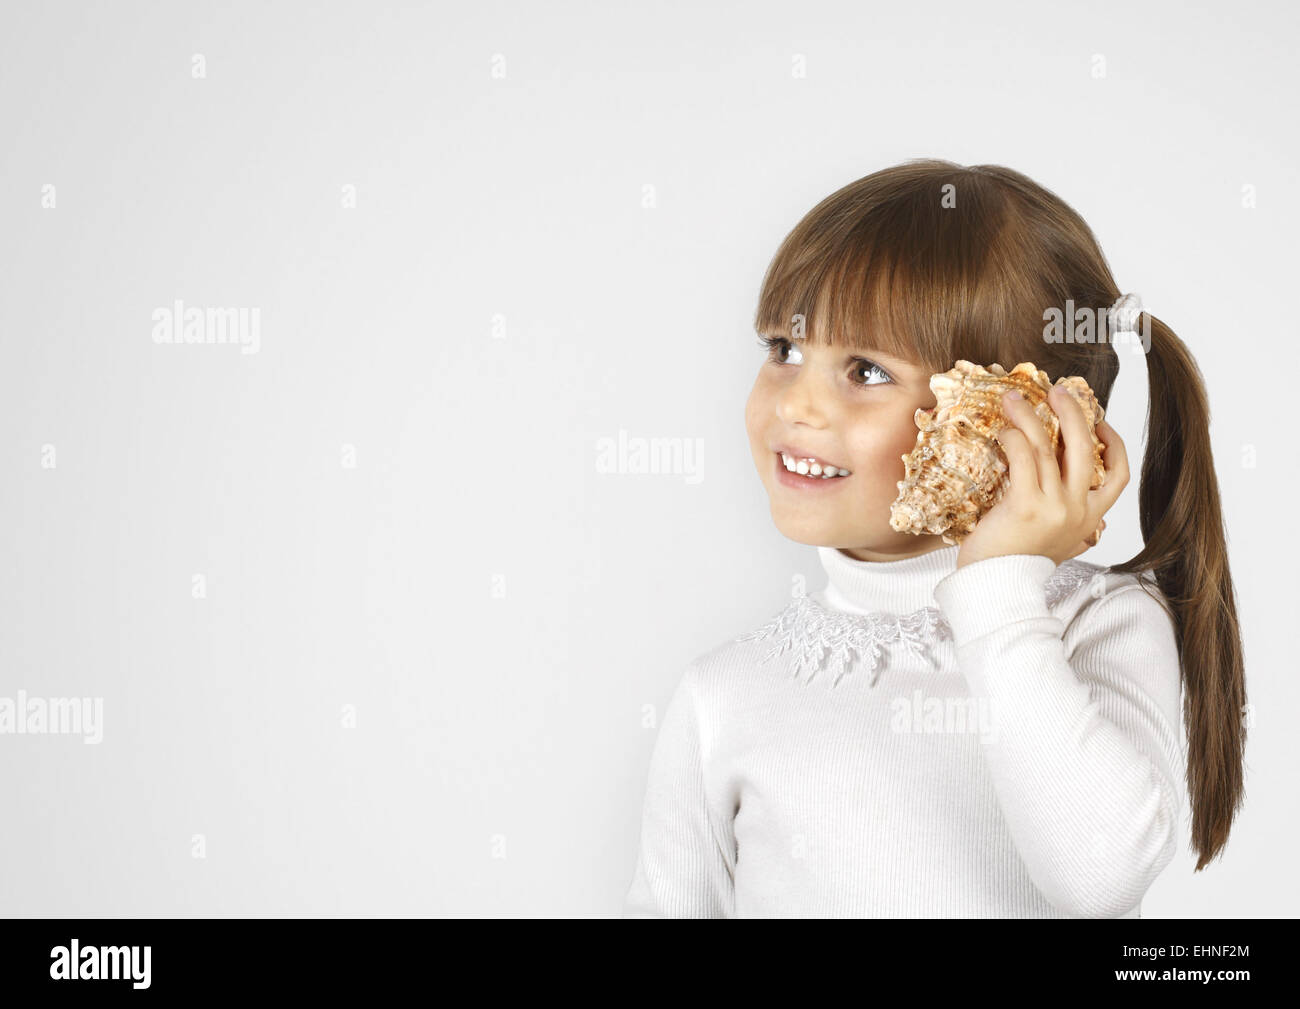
left=754, top=158, right=1246, bottom=872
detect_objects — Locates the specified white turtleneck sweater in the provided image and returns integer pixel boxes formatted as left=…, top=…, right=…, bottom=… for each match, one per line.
left=622, top=545, right=1186, bottom=918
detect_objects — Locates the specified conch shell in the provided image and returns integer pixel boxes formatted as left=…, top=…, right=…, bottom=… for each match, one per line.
left=889, top=360, right=1107, bottom=545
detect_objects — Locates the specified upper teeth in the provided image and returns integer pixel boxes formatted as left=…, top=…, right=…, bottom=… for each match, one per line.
left=781, top=453, right=851, bottom=478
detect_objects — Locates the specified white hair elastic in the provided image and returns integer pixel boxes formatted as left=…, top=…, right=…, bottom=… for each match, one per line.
left=1108, top=292, right=1143, bottom=335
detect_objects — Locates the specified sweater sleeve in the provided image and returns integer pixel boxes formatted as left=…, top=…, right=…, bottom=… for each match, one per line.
left=622, top=663, right=735, bottom=918
left=931, top=554, right=1185, bottom=918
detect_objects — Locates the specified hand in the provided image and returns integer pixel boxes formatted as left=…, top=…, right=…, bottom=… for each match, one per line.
left=954, top=385, right=1129, bottom=570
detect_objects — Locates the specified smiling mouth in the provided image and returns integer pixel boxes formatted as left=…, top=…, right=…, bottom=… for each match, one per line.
left=776, top=452, right=852, bottom=480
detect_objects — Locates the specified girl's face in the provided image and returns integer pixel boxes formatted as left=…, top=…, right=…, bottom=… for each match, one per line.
left=744, top=334, right=950, bottom=562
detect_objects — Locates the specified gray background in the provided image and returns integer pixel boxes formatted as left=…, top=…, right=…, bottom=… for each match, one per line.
left=1, top=0, right=1294, bottom=916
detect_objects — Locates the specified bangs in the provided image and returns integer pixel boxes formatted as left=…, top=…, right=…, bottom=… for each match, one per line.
left=753, top=163, right=1021, bottom=375
left=754, top=238, right=936, bottom=368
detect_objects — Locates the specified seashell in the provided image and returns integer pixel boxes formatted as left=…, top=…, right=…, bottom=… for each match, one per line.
left=889, top=360, right=1107, bottom=546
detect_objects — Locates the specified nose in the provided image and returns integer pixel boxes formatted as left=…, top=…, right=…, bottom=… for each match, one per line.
left=775, top=365, right=830, bottom=428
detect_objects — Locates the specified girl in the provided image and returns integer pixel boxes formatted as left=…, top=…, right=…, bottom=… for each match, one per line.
left=622, top=159, right=1246, bottom=918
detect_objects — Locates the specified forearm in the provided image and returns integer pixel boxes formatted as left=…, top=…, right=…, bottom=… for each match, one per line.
left=934, top=555, right=1184, bottom=917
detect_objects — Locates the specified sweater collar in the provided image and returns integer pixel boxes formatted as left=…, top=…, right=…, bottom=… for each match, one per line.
left=817, top=543, right=961, bottom=615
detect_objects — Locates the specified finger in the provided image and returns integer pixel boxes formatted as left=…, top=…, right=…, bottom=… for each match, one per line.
left=1064, top=539, right=1091, bottom=560
left=1095, top=419, right=1130, bottom=489
left=1002, top=391, right=1059, bottom=491
left=1073, top=508, right=1108, bottom=553
left=992, top=423, right=1040, bottom=495
left=1085, top=420, right=1130, bottom=515
left=1050, top=384, right=1095, bottom=501
left=1066, top=517, right=1106, bottom=560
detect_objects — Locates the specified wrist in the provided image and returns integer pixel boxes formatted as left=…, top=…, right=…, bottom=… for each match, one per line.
left=934, top=553, right=1059, bottom=644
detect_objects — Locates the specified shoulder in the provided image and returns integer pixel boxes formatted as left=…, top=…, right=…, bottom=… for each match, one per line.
left=1050, top=559, right=1182, bottom=702
left=1047, top=558, right=1176, bottom=637
left=674, top=597, right=813, bottom=705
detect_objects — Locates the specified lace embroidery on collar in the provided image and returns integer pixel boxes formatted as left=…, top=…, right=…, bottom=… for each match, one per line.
left=734, top=560, right=1104, bottom=688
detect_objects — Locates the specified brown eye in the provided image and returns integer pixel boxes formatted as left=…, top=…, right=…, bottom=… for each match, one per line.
left=851, top=358, right=892, bottom=386
left=758, top=335, right=801, bottom=365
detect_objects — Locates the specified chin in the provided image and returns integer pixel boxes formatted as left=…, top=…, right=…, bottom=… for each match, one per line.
left=769, top=514, right=846, bottom=547
left=769, top=515, right=819, bottom=545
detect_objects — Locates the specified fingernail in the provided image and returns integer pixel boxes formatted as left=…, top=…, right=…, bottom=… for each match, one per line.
left=1007, top=391, right=1022, bottom=402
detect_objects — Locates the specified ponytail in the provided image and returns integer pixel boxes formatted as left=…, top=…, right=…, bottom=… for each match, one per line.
left=1108, top=313, right=1247, bottom=871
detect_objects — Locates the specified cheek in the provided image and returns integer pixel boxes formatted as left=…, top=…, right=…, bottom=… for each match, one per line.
left=849, top=414, right=923, bottom=485
left=743, top=387, right=760, bottom=440
left=744, top=375, right=773, bottom=438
